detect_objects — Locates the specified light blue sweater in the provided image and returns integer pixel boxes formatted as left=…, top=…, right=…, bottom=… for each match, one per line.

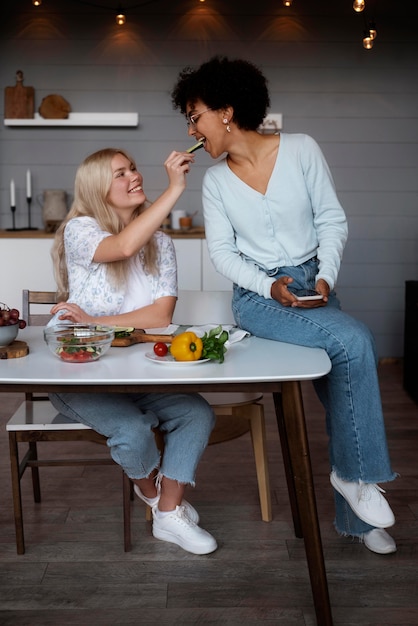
left=202, top=133, right=348, bottom=299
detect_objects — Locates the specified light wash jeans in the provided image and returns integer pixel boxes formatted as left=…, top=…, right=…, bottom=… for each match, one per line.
left=49, top=391, right=215, bottom=486
left=232, top=258, right=396, bottom=537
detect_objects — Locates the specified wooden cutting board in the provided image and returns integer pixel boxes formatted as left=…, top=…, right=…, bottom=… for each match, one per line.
left=4, top=71, right=34, bottom=119
left=111, top=330, right=174, bottom=347
left=0, top=340, right=29, bottom=359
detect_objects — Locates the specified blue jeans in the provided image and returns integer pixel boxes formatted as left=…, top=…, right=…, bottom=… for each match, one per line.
left=232, top=258, right=396, bottom=537
left=49, top=391, right=215, bottom=486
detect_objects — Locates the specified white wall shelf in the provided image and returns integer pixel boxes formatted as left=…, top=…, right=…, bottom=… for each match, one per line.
left=4, top=112, right=138, bottom=127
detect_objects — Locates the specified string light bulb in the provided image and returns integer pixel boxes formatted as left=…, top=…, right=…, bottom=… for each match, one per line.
left=32, top=0, right=42, bottom=6
left=363, top=32, right=373, bottom=49
left=368, top=21, right=377, bottom=40
left=283, top=0, right=293, bottom=6
left=353, top=0, right=365, bottom=12
left=116, top=9, right=126, bottom=25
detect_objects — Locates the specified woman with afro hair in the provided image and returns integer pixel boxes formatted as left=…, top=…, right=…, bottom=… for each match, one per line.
left=171, top=55, right=398, bottom=555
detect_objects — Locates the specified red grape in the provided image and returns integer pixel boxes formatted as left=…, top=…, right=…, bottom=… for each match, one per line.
left=1, top=303, right=25, bottom=328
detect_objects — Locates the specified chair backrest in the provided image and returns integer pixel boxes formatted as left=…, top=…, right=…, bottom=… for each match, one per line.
left=22, top=290, right=57, bottom=326
left=172, top=290, right=235, bottom=326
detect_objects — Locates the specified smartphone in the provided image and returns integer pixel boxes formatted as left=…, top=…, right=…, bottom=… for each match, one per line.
left=293, top=289, right=323, bottom=301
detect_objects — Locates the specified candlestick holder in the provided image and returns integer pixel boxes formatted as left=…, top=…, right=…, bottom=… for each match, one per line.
left=25, top=196, right=38, bottom=230
left=6, top=206, right=18, bottom=231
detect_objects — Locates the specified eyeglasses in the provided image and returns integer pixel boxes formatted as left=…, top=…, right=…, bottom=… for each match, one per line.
left=186, top=108, right=211, bottom=128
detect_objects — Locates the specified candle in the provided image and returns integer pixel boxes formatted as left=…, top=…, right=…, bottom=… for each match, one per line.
left=26, top=169, right=32, bottom=199
left=10, top=179, right=15, bottom=207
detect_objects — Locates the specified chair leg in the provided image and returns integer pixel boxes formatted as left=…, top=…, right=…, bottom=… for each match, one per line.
left=244, top=404, right=272, bottom=522
left=122, top=472, right=132, bottom=552
left=29, top=442, right=41, bottom=502
left=8, top=433, right=25, bottom=555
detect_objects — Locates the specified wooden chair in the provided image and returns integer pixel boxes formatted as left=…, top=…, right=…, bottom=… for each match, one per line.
left=28, top=290, right=272, bottom=522
left=172, top=290, right=272, bottom=522
left=7, top=290, right=133, bottom=554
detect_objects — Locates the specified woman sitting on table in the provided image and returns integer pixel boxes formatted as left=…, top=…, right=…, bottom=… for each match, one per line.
left=47, top=147, right=217, bottom=555
left=171, top=55, right=398, bottom=555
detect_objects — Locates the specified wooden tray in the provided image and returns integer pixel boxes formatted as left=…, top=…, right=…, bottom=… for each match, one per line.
left=162, top=226, right=205, bottom=236
left=0, top=340, right=29, bottom=359
left=111, top=330, right=173, bottom=347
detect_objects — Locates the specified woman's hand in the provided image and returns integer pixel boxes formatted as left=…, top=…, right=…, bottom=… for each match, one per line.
left=50, top=295, right=176, bottom=330
left=270, top=276, right=329, bottom=308
left=50, top=302, right=94, bottom=324
left=164, top=150, right=195, bottom=192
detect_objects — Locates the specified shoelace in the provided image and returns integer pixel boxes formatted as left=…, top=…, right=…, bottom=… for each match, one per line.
left=176, top=505, right=197, bottom=526
left=358, top=482, right=386, bottom=503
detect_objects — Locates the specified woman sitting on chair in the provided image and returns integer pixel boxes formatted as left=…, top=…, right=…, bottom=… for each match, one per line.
left=47, top=147, right=217, bottom=555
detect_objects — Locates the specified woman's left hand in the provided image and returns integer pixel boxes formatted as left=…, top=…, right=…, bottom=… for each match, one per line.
left=50, top=302, right=94, bottom=324
left=291, top=278, right=330, bottom=309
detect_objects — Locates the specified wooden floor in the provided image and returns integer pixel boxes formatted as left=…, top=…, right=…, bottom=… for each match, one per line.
left=0, top=361, right=417, bottom=625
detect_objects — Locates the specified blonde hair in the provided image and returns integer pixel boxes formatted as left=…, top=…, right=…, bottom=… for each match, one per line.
left=51, top=148, right=157, bottom=300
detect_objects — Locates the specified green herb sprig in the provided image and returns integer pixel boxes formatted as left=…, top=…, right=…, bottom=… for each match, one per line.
left=201, top=325, right=229, bottom=363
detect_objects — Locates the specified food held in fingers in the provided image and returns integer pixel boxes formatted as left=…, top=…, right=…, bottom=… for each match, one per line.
left=186, top=139, right=205, bottom=154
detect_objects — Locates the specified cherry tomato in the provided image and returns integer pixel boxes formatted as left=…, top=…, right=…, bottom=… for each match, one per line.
left=153, top=342, right=168, bottom=357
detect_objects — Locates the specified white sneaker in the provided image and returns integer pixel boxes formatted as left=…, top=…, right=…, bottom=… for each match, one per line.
left=152, top=505, right=217, bottom=555
left=330, top=471, right=395, bottom=528
left=133, top=484, right=199, bottom=524
left=363, top=529, right=397, bottom=554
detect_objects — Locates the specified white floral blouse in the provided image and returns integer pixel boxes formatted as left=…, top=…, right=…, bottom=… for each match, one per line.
left=52, top=216, right=177, bottom=319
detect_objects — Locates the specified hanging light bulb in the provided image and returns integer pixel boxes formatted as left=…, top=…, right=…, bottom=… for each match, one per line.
left=32, top=0, right=42, bottom=6
left=116, top=10, right=126, bottom=25
left=363, top=33, right=373, bottom=49
left=353, top=0, right=365, bottom=12
left=283, top=0, right=293, bottom=6
left=368, top=21, right=377, bottom=40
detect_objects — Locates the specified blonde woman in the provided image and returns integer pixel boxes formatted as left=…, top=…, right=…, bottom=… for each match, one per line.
left=48, top=148, right=217, bottom=555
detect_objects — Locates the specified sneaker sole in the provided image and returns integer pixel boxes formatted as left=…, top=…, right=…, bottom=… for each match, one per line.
left=152, top=527, right=217, bottom=555
left=330, top=472, right=395, bottom=528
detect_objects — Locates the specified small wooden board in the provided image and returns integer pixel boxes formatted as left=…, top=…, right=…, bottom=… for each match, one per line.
left=0, top=340, right=29, bottom=359
left=4, top=80, right=34, bottom=119
left=111, top=330, right=173, bottom=347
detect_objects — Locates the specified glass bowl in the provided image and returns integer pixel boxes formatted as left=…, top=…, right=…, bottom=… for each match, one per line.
left=44, top=324, right=115, bottom=363
left=0, top=322, right=19, bottom=348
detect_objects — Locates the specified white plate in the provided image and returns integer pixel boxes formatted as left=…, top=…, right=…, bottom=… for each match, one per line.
left=145, top=352, right=210, bottom=366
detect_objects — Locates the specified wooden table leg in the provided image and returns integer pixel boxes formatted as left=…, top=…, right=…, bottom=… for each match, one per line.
left=8, top=432, right=25, bottom=555
left=279, top=381, right=333, bottom=626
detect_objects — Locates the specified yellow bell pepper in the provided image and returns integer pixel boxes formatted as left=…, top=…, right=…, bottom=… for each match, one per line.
left=170, top=331, right=203, bottom=361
